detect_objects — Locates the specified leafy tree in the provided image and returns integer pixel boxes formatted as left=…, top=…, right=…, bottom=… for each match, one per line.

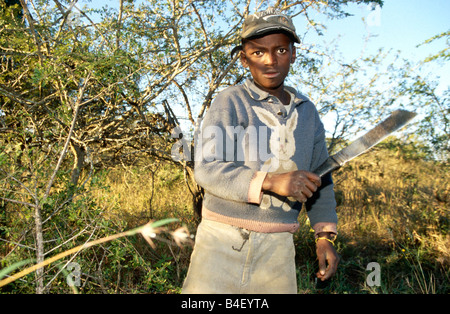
left=404, top=31, right=449, bottom=161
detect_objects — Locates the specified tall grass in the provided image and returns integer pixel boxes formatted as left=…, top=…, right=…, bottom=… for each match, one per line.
left=94, top=162, right=195, bottom=226
left=87, top=140, right=450, bottom=293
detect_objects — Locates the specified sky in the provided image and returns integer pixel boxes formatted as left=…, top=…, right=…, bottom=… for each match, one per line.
left=294, top=0, right=449, bottom=93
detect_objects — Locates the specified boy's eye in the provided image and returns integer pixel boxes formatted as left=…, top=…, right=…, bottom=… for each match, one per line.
left=252, top=51, right=263, bottom=56
left=278, top=48, right=287, bottom=54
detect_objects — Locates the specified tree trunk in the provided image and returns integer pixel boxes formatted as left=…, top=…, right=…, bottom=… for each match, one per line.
left=70, top=142, right=85, bottom=187
left=34, top=204, right=44, bottom=294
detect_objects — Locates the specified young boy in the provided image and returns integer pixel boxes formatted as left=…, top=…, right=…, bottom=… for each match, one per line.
left=182, top=8, right=339, bottom=294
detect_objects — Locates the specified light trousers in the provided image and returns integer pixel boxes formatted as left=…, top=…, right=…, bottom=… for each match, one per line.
left=182, top=219, right=297, bottom=294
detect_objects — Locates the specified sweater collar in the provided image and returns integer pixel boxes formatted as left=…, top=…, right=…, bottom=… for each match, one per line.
left=243, top=78, right=309, bottom=106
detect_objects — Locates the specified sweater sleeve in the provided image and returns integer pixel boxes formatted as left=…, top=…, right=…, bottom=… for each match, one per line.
left=194, top=91, right=264, bottom=204
left=305, top=109, right=338, bottom=235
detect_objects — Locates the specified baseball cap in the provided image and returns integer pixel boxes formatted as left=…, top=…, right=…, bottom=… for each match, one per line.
left=231, top=8, right=300, bottom=58
left=241, top=8, right=300, bottom=43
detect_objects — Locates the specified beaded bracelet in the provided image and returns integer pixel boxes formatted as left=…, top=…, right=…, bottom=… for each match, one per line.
left=315, top=236, right=336, bottom=246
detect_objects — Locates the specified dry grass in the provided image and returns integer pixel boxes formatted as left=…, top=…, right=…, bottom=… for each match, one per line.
left=335, top=142, right=449, bottom=264
left=93, top=161, right=195, bottom=227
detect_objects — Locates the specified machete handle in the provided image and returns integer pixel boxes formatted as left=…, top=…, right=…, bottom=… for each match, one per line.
left=313, top=156, right=341, bottom=177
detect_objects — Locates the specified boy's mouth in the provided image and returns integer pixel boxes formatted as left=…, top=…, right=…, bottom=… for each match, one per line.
left=263, top=71, right=280, bottom=79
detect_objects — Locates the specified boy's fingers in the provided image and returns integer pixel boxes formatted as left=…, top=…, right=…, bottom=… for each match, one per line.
left=318, top=258, right=327, bottom=277
left=323, top=262, right=338, bottom=280
left=296, top=171, right=321, bottom=187
left=305, top=171, right=321, bottom=187
left=316, top=241, right=340, bottom=281
left=292, top=172, right=321, bottom=200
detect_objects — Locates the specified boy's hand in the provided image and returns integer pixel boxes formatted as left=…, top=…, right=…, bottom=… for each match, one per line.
left=315, top=233, right=339, bottom=281
left=262, top=170, right=321, bottom=203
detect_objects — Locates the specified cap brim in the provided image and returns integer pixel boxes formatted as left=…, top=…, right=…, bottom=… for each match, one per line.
left=244, top=26, right=300, bottom=43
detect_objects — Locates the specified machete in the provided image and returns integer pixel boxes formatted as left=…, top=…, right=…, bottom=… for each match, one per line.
left=313, top=109, right=417, bottom=177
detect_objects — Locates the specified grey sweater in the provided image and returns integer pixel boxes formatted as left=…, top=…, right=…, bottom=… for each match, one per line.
left=194, top=79, right=337, bottom=234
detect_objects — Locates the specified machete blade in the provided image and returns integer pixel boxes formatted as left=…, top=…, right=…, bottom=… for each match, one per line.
left=313, top=109, right=417, bottom=177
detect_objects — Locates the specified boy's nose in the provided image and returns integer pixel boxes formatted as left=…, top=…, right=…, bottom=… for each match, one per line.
left=264, top=52, right=277, bottom=66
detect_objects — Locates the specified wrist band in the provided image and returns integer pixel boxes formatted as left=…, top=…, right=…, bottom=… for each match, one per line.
left=315, top=236, right=336, bottom=245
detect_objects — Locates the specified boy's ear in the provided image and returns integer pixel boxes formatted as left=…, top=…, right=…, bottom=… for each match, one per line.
left=290, top=45, right=297, bottom=64
left=240, top=50, right=249, bottom=68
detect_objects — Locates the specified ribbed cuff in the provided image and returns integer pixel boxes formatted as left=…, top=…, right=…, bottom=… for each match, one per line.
left=247, top=171, right=267, bottom=204
left=312, top=222, right=337, bottom=237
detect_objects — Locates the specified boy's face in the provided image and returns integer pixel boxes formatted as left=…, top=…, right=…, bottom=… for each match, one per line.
left=240, top=32, right=296, bottom=95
